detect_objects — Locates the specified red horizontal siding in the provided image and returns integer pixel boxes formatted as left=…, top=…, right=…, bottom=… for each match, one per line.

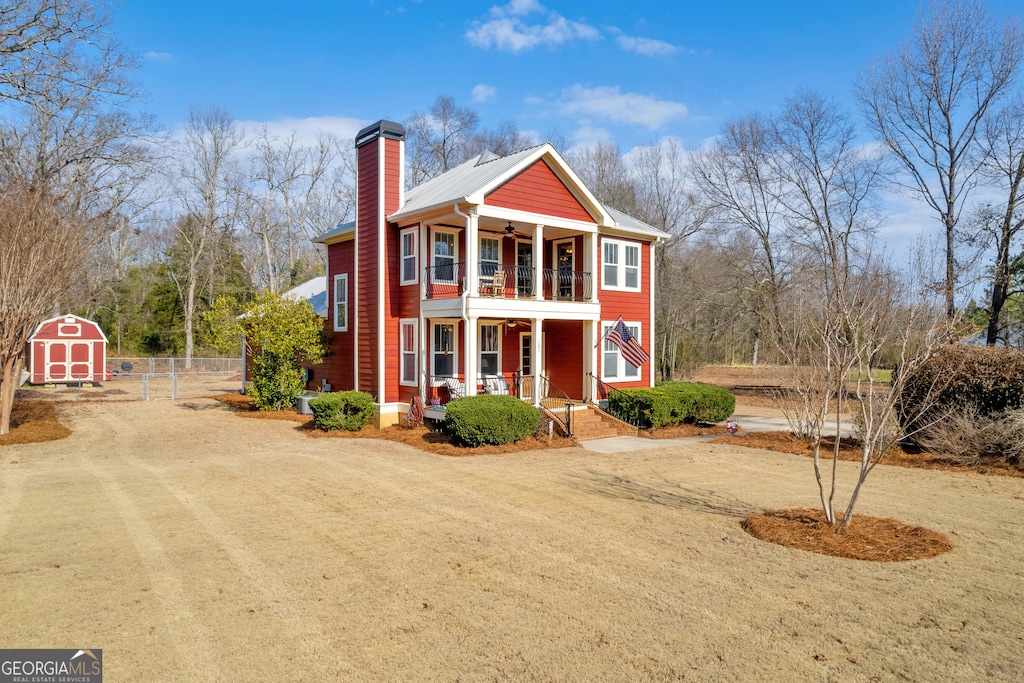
left=486, top=160, right=593, bottom=223
left=599, top=239, right=652, bottom=387
left=357, top=141, right=380, bottom=396
left=544, top=320, right=584, bottom=399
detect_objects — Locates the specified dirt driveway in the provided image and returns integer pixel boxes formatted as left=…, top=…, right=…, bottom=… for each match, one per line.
left=1, top=399, right=1023, bottom=681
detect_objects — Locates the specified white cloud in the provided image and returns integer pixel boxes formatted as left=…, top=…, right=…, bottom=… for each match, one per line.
left=615, top=35, right=678, bottom=57
left=557, top=85, right=689, bottom=129
left=234, top=116, right=367, bottom=148
left=144, top=51, right=174, bottom=63
left=472, top=84, right=497, bottom=103
left=465, top=1, right=600, bottom=52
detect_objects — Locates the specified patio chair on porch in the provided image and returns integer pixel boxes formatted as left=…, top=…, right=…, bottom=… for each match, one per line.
left=487, top=270, right=506, bottom=297
left=444, top=376, right=466, bottom=401
left=484, top=376, right=510, bottom=395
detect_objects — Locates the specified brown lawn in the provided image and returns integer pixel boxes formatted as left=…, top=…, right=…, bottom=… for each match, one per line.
left=1, top=394, right=1023, bottom=681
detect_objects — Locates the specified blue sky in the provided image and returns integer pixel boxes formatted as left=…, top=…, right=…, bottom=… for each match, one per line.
left=111, top=0, right=1023, bottom=150
left=112, top=0, right=1022, bottom=258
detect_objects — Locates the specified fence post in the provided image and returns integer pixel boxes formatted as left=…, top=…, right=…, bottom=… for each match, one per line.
left=149, top=358, right=154, bottom=374
left=142, top=374, right=149, bottom=401
left=172, top=372, right=177, bottom=400
left=169, top=357, right=175, bottom=376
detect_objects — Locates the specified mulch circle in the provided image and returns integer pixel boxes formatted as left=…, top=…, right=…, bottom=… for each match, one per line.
left=741, top=508, right=952, bottom=562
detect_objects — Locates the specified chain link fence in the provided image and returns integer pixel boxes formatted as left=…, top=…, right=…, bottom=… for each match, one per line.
left=20, top=358, right=245, bottom=401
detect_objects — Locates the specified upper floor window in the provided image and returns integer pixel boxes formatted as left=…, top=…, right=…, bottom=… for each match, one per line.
left=433, top=230, right=458, bottom=284
left=401, top=228, right=418, bottom=285
left=480, top=236, right=500, bottom=277
left=333, top=274, right=348, bottom=332
left=602, top=239, right=641, bottom=292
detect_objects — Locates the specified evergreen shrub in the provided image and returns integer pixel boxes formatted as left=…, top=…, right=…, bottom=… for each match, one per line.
left=309, top=391, right=377, bottom=431
left=443, top=395, right=541, bottom=446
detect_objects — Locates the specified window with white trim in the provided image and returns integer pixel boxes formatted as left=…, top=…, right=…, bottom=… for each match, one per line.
left=602, top=321, right=640, bottom=381
left=333, top=274, right=348, bottom=332
left=480, top=324, right=499, bottom=376
left=480, top=236, right=500, bottom=278
left=400, top=228, right=418, bottom=285
left=432, top=230, right=458, bottom=284
left=432, top=323, right=456, bottom=377
left=602, top=239, right=641, bottom=292
left=400, top=319, right=417, bottom=385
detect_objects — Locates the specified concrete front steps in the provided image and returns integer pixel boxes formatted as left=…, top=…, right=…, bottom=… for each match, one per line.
left=570, top=404, right=638, bottom=441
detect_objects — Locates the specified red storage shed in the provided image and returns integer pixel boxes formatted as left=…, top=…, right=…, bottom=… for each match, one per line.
left=25, top=314, right=108, bottom=384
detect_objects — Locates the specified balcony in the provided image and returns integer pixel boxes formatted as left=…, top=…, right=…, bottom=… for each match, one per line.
left=425, top=263, right=592, bottom=302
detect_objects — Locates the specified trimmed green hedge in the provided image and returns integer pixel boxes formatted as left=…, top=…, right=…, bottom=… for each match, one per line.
left=309, top=391, right=377, bottom=431
left=899, top=345, right=1024, bottom=434
left=608, top=382, right=735, bottom=429
left=443, top=395, right=541, bottom=446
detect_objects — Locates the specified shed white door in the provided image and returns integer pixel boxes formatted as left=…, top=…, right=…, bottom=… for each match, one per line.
left=45, top=341, right=92, bottom=382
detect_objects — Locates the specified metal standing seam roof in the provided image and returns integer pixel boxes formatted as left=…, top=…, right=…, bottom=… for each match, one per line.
left=312, top=220, right=355, bottom=244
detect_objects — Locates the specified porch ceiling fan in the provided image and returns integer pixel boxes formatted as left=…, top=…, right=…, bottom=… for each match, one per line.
left=503, top=221, right=527, bottom=239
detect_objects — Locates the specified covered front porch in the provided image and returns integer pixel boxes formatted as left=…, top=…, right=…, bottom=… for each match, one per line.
left=415, top=316, right=598, bottom=425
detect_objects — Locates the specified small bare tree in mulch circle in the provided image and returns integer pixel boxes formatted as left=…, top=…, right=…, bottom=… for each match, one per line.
left=700, top=91, right=958, bottom=560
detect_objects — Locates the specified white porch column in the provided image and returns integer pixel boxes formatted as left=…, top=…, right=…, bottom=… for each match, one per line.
left=466, top=209, right=479, bottom=296
left=533, top=224, right=544, bottom=301
left=531, top=317, right=542, bottom=405
left=418, top=316, right=427, bottom=401
left=583, top=319, right=597, bottom=402
left=465, top=316, right=479, bottom=396
left=585, top=231, right=598, bottom=302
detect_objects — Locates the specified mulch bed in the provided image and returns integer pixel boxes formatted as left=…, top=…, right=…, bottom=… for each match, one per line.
left=207, top=394, right=579, bottom=456
left=0, top=402, right=71, bottom=446
left=714, top=431, right=1024, bottom=478
left=741, top=508, right=953, bottom=561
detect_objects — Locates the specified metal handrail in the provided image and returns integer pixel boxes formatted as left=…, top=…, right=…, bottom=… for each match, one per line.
left=538, top=374, right=575, bottom=438
left=542, top=268, right=592, bottom=301
left=425, top=262, right=466, bottom=298
left=587, top=372, right=644, bottom=429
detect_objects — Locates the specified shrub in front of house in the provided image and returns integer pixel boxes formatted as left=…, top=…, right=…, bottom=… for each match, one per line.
left=608, top=388, right=675, bottom=429
left=658, top=382, right=736, bottom=424
left=609, top=382, right=736, bottom=429
left=309, top=391, right=377, bottom=431
left=443, top=395, right=541, bottom=446
left=899, top=345, right=1024, bottom=424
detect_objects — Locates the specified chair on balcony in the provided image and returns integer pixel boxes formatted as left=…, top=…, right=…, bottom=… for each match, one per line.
left=487, top=270, right=506, bottom=297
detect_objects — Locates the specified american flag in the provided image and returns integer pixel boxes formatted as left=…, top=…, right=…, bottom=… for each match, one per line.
left=606, top=317, right=650, bottom=368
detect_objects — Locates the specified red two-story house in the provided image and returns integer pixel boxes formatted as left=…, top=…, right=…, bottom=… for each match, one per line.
left=311, top=120, right=667, bottom=428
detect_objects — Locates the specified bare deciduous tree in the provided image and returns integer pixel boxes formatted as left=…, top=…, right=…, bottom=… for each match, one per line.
left=858, top=0, right=1024, bottom=320
left=975, top=100, right=1024, bottom=344
left=172, top=106, right=243, bottom=368
left=0, top=184, right=86, bottom=434
left=405, top=95, right=480, bottom=186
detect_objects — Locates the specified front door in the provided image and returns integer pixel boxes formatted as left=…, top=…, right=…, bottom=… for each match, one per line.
left=519, top=332, right=533, bottom=402
left=516, top=241, right=533, bottom=297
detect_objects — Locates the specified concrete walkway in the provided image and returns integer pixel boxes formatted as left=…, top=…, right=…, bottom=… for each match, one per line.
left=579, top=413, right=857, bottom=454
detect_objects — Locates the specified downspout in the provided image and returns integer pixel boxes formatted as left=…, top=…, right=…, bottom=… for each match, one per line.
left=454, top=202, right=474, bottom=392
